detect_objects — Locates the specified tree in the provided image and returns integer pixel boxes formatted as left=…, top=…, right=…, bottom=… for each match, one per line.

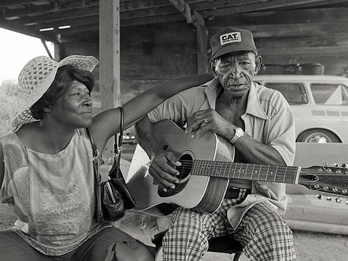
left=0, top=80, right=24, bottom=136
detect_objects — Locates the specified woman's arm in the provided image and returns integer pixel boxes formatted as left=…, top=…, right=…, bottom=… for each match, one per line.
left=91, top=73, right=213, bottom=150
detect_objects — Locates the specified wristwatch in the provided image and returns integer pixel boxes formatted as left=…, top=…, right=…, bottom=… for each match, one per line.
left=230, top=127, right=244, bottom=144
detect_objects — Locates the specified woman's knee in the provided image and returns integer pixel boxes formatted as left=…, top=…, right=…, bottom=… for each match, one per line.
left=116, top=241, right=154, bottom=261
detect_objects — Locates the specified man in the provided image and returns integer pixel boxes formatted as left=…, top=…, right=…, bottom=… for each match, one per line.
left=135, top=27, right=296, bottom=261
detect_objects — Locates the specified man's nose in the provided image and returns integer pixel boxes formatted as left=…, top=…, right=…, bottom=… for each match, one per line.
left=228, top=64, right=243, bottom=78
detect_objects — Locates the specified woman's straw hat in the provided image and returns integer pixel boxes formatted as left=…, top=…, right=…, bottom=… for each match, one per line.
left=12, top=55, right=99, bottom=128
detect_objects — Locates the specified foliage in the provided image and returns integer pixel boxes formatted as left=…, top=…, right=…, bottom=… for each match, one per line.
left=0, top=80, right=25, bottom=136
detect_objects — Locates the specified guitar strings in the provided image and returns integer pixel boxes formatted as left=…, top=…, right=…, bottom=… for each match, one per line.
left=176, top=159, right=299, bottom=183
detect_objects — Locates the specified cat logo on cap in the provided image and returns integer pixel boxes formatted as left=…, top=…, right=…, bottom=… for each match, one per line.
left=220, top=32, right=241, bottom=46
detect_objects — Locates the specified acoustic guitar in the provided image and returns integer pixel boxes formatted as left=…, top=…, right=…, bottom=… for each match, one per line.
left=127, top=120, right=348, bottom=215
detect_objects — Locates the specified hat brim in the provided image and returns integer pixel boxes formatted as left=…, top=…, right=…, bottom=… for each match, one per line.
left=211, top=45, right=258, bottom=60
left=12, top=55, right=99, bottom=128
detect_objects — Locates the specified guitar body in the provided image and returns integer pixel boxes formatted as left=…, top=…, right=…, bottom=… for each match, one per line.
left=127, top=120, right=235, bottom=214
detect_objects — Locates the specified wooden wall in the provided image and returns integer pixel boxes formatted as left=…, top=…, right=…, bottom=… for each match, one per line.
left=119, top=22, right=197, bottom=103
left=63, top=7, right=348, bottom=105
left=206, top=7, right=348, bottom=76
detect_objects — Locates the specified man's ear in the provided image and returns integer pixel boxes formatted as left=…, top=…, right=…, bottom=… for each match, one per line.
left=254, top=55, right=263, bottom=74
left=209, top=60, right=218, bottom=78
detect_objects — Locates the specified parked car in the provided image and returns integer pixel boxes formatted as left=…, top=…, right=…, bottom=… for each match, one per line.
left=122, top=132, right=137, bottom=144
left=254, top=75, right=348, bottom=143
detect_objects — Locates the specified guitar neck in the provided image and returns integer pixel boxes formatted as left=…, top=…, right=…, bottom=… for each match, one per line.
left=192, top=160, right=300, bottom=184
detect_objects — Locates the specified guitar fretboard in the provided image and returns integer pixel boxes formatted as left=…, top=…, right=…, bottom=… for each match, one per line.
left=192, top=160, right=300, bottom=184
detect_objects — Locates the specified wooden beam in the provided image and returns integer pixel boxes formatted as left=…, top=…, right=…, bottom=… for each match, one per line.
left=0, top=0, right=35, bottom=8
left=169, top=0, right=193, bottom=23
left=209, top=21, right=348, bottom=39
left=190, top=0, right=264, bottom=11
left=17, top=6, right=99, bottom=25
left=2, top=3, right=56, bottom=17
left=260, top=46, right=348, bottom=57
left=275, top=0, right=348, bottom=10
left=206, top=7, right=348, bottom=27
left=99, top=0, right=120, bottom=157
left=121, top=4, right=178, bottom=19
left=199, top=0, right=339, bottom=17
left=0, top=18, right=57, bottom=42
left=121, top=13, right=185, bottom=26
left=29, top=15, right=99, bottom=32
left=2, top=1, right=99, bottom=18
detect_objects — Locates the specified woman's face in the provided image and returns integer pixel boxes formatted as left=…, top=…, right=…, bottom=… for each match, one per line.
left=49, top=80, right=93, bottom=128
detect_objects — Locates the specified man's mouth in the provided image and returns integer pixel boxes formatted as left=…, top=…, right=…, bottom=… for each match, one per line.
left=228, top=83, right=245, bottom=88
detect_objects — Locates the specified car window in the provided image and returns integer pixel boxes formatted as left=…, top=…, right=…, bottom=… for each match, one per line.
left=310, top=83, right=348, bottom=105
left=263, top=82, right=309, bottom=105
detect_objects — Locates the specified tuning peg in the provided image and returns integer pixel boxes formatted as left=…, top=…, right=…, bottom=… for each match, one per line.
left=326, top=196, right=332, bottom=201
left=342, top=163, right=348, bottom=168
left=346, top=200, right=348, bottom=205
left=317, top=194, right=323, bottom=200
left=342, top=189, right=348, bottom=194
left=336, top=197, right=342, bottom=203
left=334, top=163, right=339, bottom=167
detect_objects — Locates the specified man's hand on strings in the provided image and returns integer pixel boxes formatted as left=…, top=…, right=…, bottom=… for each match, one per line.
left=149, top=150, right=181, bottom=191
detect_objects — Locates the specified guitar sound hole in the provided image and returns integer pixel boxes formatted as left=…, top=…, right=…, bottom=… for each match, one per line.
left=158, top=154, right=193, bottom=197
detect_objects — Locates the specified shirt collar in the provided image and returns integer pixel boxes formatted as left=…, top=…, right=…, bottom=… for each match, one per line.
left=245, top=82, right=268, bottom=120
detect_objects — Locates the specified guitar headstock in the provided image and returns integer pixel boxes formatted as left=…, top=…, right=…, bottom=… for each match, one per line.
left=299, top=163, right=348, bottom=197
left=316, top=193, right=348, bottom=206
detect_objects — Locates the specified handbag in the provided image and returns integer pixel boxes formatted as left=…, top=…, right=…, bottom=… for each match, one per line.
left=88, top=106, right=136, bottom=223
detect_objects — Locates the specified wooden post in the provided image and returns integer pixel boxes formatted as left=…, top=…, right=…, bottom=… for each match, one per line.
left=196, top=24, right=208, bottom=73
left=169, top=0, right=208, bottom=73
left=193, top=10, right=208, bottom=73
left=99, top=0, right=120, bottom=159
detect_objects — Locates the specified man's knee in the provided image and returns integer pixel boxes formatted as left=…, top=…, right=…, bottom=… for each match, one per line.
left=244, top=202, right=292, bottom=235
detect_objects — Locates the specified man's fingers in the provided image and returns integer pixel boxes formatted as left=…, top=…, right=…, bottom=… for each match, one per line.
left=165, top=153, right=182, bottom=168
left=149, top=153, right=181, bottom=191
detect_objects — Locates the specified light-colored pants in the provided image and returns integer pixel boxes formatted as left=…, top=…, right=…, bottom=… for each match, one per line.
left=162, top=192, right=296, bottom=261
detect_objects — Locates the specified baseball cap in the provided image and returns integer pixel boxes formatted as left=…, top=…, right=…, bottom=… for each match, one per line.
left=210, top=27, right=258, bottom=60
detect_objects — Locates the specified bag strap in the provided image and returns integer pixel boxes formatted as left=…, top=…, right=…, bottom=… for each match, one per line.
left=114, top=106, right=124, bottom=155
left=110, top=106, right=124, bottom=179
left=86, top=106, right=124, bottom=180
left=86, top=128, right=98, bottom=160
left=86, top=127, right=103, bottom=222
left=86, top=127, right=101, bottom=185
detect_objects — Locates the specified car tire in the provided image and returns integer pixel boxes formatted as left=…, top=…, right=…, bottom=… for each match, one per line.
left=297, top=129, right=340, bottom=143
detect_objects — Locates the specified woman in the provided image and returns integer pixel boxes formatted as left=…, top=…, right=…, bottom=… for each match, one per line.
left=0, top=55, right=212, bottom=261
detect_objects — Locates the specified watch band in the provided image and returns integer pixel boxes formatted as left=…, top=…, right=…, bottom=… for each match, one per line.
left=230, top=127, right=244, bottom=144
